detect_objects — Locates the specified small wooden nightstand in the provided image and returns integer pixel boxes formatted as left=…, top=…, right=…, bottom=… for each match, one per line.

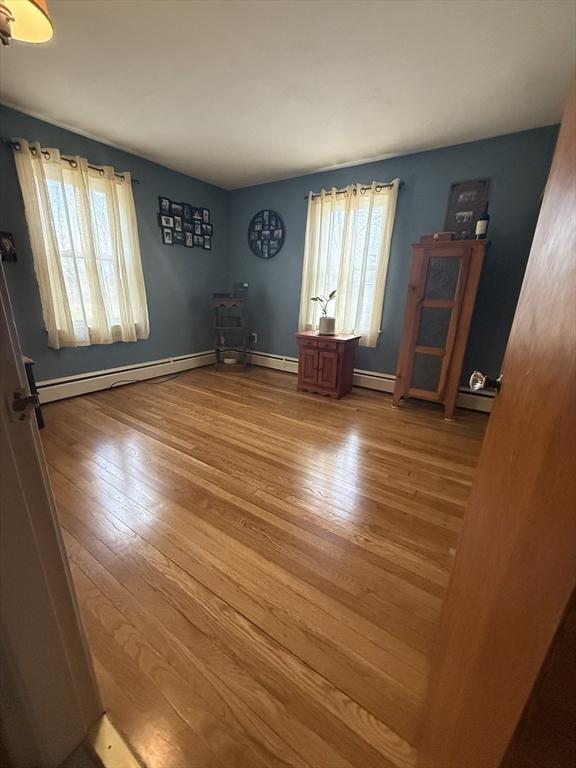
left=295, top=331, right=361, bottom=399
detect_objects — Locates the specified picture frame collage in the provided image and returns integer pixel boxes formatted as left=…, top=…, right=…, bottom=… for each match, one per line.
left=158, top=196, right=212, bottom=249
left=247, top=209, right=285, bottom=259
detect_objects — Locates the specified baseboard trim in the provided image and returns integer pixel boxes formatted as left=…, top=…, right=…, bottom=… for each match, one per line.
left=248, top=351, right=493, bottom=413
left=37, top=351, right=215, bottom=404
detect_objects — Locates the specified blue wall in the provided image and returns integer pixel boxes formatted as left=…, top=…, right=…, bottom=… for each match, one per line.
left=0, top=104, right=558, bottom=385
left=227, top=127, right=558, bottom=382
left=0, top=105, right=230, bottom=380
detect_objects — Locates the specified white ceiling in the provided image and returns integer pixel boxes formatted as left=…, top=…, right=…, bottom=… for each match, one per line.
left=1, top=0, right=574, bottom=189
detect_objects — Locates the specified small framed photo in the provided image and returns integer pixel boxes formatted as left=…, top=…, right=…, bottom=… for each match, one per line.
left=262, top=230, right=270, bottom=241
left=0, top=232, right=17, bottom=262
left=182, top=204, right=192, bottom=221
left=202, top=208, right=210, bottom=224
left=185, top=231, right=194, bottom=247
left=159, top=196, right=171, bottom=215
left=262, top=242, right=269, bottom=258
left=171, top=201, right=183, bottom=217
left=203, top=236, right=211, bottom=250
left=192, top=208, right=202, bottom=221
left=162, top=227, right=173, bottom=245
left=273, top=228, right=282, bottom=239
left=193, top=235, right=204, bottom=247
left=159, top=214, right=174, bottom=228
left=173, top=230, right=185, bottom=245
left=183, top=221, right=193, bottom=232
left=194, top=222, right=202, bottom=235
left=174, top=216, right=182, bottom=232
left=202, top=223, right=213, bottom=235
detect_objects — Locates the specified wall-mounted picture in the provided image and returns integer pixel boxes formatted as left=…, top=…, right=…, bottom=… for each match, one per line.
left=0, top=231, right=17, bottom=262
left=159, top=197, right=213, bottom=249
left=444, top=179, right=490, bottom=240
left=247, top=209, right=286, bottom=259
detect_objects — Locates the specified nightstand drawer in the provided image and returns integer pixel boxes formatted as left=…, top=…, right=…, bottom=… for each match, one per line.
left=317, top=340, right=337, bottom=350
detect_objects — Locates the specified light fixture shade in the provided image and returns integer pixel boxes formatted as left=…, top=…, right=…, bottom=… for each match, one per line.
left=10, top=0, right=53, bottom=43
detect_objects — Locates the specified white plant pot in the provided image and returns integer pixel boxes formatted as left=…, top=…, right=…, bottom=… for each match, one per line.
left=318, top=316, right=336, bottom=335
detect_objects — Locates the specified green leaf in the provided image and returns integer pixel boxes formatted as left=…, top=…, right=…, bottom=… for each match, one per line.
left=328, top=290, right=336, bottom=299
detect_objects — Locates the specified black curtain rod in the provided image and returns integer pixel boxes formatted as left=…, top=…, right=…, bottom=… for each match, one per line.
left=1, top=137, right=140, bottom=184
left=305, top=180, right=403, bottom=200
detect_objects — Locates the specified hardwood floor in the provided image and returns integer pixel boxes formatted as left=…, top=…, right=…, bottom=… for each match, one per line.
left=41, top=367, right=487, bottom=768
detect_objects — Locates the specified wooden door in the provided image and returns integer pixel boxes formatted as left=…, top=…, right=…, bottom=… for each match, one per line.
left=300, top=346, right=319, bottom=386
left=0, top=264, right=102, bottom=766
left=317, top=350, right=339, bottom=389
left=418, top=82, right=576, bottom=768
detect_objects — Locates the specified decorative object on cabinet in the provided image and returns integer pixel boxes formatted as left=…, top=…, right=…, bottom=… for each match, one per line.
left=158, top=196, right=212, bottom=249
left=393, top=234, right=488, bottom=420
left=213, top=292, right=248, bottom=370
left=296, top=331, right=360, bottom=399
left=444, top=179, right=490, bottom=240
left=248, top=209, right=285, bottom=258
left=310, top=289, right=336, bottom=335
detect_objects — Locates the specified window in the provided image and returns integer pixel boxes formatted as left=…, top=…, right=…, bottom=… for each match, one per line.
left=298, top=180, right=399, bottom=347
left=13, top=139, right=149, bottom=349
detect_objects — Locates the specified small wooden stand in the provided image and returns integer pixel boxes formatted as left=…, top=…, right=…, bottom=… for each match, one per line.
left=393, top=235, right=488, bottom=419
left=213, top=295, right=248, bottom=370
left=296, top=331, right=360, bottom=399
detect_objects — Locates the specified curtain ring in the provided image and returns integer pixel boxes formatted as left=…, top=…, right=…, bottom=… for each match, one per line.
left=13, top=141, right=21, bottom=151
left=43, top=150, right=51, bottom=159
left=70, top=160, right=78, bottom=168
left=99, top=168, right=104, bottom=176
left=360, top=187, right=366, bottom=195
left=31, top=146, right=37, bottom=156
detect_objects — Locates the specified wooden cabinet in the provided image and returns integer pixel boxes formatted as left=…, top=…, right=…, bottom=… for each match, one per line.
left=296, top=332, right=360, bottom=398
left=393, top=235, right=487, bottom=419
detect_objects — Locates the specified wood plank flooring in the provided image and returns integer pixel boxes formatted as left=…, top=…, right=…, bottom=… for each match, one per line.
left=41, top=367, right=487, bottom=768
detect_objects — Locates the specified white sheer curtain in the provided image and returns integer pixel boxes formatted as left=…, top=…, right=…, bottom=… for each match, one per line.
left=298, top=180, right=399, bottom=347
left=13, top=139, right=149, bottom=349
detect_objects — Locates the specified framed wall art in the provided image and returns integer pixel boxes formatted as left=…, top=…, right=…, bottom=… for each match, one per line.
left=248, top=209, right=285, bottom=259
left=158, top=196, right=212, bottom=249
left=444, top=179, right=490, bottom=240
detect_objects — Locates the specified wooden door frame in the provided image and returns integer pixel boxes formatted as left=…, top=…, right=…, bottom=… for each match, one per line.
left=0, top=262, right=103, bottom=767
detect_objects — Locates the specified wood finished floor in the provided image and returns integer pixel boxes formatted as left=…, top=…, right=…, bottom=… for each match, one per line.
left=42, top=367, right=487, bottom=768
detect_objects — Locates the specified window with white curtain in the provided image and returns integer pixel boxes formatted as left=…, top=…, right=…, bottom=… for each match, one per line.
left=13, top=139, right=149, bottom=349
left=298, top=180, right=399, bottom=347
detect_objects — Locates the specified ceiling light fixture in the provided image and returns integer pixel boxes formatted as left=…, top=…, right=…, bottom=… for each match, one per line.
left=0, top=0, right=53, bottom=46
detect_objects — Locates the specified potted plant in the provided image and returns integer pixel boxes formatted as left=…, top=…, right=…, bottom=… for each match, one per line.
left=311, top=290, right=336, bottom=335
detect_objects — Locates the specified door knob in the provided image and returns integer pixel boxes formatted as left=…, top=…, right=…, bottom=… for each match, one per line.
left=469, top=371, right=502, bottom=393
left=11, top=388, right=40, bottom=420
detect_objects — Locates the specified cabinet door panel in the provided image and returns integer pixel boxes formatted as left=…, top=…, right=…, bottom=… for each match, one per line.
left=300, top=348, right=319, bottom=385
left=318, top=350, right=339, bottom=388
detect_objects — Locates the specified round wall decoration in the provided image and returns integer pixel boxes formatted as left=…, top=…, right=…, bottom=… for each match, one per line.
left=247, top=209, right=285, bottom=259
